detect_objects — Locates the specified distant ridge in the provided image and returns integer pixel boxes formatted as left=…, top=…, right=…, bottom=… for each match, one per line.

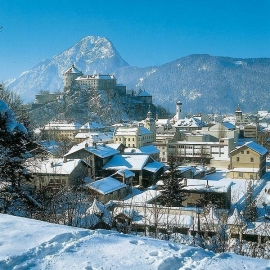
left=7, top=37, right=270, bottom=113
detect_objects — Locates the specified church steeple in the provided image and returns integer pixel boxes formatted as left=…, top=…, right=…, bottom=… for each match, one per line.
left=144, top=105, right=156, bottom=141
left=176, top=100, right=182, bottom=121
left=235, top=104, right=242, bottom=125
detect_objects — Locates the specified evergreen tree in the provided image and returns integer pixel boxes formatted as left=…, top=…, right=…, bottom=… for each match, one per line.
left=244, top=180, right=258, bottom=221
left=159, top=156, right=186, bottom=207
left=0, top=100, right=32, bottom=190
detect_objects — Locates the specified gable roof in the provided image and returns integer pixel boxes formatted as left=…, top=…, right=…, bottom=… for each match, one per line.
left=137, top=90, right=152, bottom=97
left=86, top=176, right=126, bottom=195
left=222, top=122, right=235, bottom=130
left=245, top=141, right=268, bottom=155
left=140, top=145, right=160, bottom=155
left=103, top=154, right=150, bottom=171
left=231, top=141, right=268, bottom=156
left=27, top=158, right=84, bottom=175
left=64, top=142, right=119, bottom=158
left=63, top=64, right=83, bottom=75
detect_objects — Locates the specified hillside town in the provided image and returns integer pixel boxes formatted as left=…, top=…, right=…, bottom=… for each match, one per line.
left=1, top=63, right=270, bottom=260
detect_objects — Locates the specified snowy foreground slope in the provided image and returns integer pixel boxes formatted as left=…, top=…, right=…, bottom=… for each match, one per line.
left=0, top=214, right=269, bottom=270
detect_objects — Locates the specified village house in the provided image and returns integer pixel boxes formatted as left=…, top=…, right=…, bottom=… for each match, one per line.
left=181, top=178, right=232, bottom=209
left=227, top=141, right=268, bottom=180
left=64, top=141, right=120, bottom=178
left=26, top=158, right=91, bottom=190
left=41, top=121, right=81, bottom=141
left=85, top=176, right=128, bottom=203
left=102, top=154, right=165, bottom=187
left=166, top=138, right=235, bottom=165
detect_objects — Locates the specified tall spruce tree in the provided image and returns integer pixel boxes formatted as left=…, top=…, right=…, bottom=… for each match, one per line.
left=0, top=100, right=32, bottom=190
left=244, top=180, right=258, bottom=221
left=159, top=156, right=186, bottom=207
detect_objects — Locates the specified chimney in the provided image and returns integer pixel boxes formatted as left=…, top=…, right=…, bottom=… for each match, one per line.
left=63, top=156, right=67, bottom=163
left=50, top=162, right=54, bottom=168
left=205, top=180, right=210, bottom=188
left=85, top=143, right=89, bottom=148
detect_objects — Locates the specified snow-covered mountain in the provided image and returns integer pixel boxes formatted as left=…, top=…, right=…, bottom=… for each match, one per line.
left=7, top=37, right=270, bottom=113
left=1, top=214, right=269, bottom=269
left=7, top=36, right=129, bottom=102
left=115, top=55, right=270, bottom=113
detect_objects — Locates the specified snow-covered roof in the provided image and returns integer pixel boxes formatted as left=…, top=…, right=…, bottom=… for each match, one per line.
left=222, top=122, right=236, bottom=130
left=137, top=90, right=152, bottom=97
left=232, top=141, right=268, bottom=156
left=115, top=169, right=135, bottom=178
left=140, top=145, right=160, bottom=154
left=103, top=154, right=150, bottom=171
left=245, top=141, right=268, bottom=156
left=172, top=117, right=205, bottom=128
left=105, top=143, right=123, bottom=150
left=63, top=64, right=83, bottom=74
left=64, top=141, right=119, bottom=158
left=176, top=166, right=195, bottom=173
left=86, top=176, right=126, bottom=195
left=75, top=74, right=115, bottom=80
left=155, top=119, right=170, bottom=126
left=133, top=212, right=193, bottom=228
left=124, top=190, right=161, bottom=205
left=43, top=121, right=81, bottom=131
left=230, top=167, right=260, bottom=173
left=27, top=158, right=83, bottom=175
left=143, top=161, right=164, bottom=173
left=183, top=179, right=232, bottom=193
left=114, top=125, right=152, bottom=136
left=80, top=122, right=105, bottom=130
left=75, top=132, right=113, bottom=142
left=124, top=148, right=142, bottom=153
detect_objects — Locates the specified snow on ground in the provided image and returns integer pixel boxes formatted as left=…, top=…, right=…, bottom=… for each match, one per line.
left=0, top=214, right=269, bottom=270
left=203, top=169, right=270, bottom=210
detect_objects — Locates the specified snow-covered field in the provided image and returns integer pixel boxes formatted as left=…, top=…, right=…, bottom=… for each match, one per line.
left=0, top=214, right=269, bottom=270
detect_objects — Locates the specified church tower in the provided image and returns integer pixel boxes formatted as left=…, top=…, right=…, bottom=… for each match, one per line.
left=144, top=106, right=156, bottom=141
left=235, top=104, right=242, bottom=125
left=176, top=100, right=182, bottom=121
left=63, top=64, right=83, bottom=89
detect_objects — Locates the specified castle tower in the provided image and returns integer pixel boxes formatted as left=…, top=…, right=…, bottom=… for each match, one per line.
left=176, top=100, right=182, bottom=121
left=235, top=104, right=242, bottom=125
left=63, top=64, right=83, bottom=89
left=144, top=105, right=156, bottom=141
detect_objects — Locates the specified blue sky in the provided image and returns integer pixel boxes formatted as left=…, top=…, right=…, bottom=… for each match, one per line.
left=0, top=0, right=270, bottom=81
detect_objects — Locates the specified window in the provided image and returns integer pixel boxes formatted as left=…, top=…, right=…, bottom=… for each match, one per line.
left=247, top=151, right=249, bottom=154
left=237, top=157, right=240, bottom=162
left=251, top=157, right=254, bottom=162
left=239, top=172, right=243, bottom=177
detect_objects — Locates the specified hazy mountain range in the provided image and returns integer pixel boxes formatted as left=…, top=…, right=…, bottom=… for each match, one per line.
left=7, top=36, right=270, bottom=114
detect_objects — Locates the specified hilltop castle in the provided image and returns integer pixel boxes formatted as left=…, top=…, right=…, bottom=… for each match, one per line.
left=63, top=64, right=126, bottom=95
